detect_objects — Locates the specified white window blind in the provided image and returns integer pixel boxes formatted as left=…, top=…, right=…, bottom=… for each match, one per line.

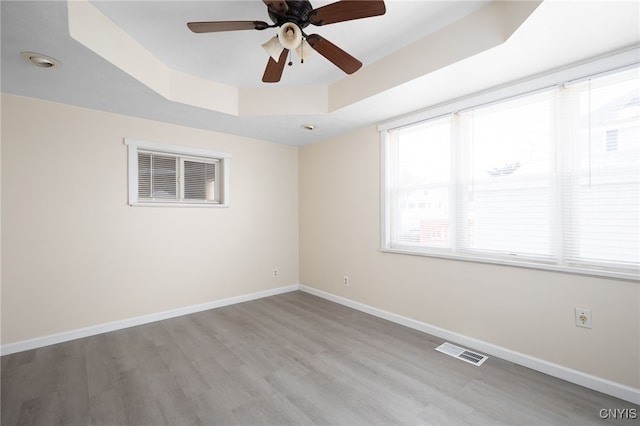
left=125, top=139, right=231, bottom=207
left=458, top=90, right=556, bottom=261
left=382, top=64, right=639, bottom=280
left=138, top=153, right=178, bottom=200
left=182, top=160, right=216, bottom=201
left=563, top=68, right=640, bottom=270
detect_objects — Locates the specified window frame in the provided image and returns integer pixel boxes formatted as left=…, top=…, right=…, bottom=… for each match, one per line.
left=379, top=49, right=639, bottom=281
left=125, top=138, right=231, bottom=207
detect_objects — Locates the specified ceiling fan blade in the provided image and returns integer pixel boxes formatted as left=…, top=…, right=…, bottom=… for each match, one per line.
left=309, top=1, right=386, bottom=26
left=306, top=34, right=362, bottom=74
left=187, top=21, right=270, bottom=33
left=263, top=0, right=289, bottom=14
left=262, top=48, right=289, bottom=83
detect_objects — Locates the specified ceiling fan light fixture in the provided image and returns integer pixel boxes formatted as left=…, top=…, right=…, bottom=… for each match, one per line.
left=278, top=22, right=302, bottom=50
left=261, top=35, right=284, bottom=62
left=295, top=39, right=314, bottom=62
left=187, top=0, right=387, bottom=83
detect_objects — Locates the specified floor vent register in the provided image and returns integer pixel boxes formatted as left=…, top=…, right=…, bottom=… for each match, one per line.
left=435, top=342, right=489, bottom=366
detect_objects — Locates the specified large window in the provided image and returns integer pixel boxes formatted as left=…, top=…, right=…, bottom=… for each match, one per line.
left=381, top=65, right=639, bottom=280
left=126, top=139, right=231, bottom=207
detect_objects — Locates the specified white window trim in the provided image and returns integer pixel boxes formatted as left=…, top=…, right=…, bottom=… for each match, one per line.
left=378, top=48, right=639, bottom=133
left=379, top=48, right=640, bottom=282
left=125, top=138, right=231, bottom=207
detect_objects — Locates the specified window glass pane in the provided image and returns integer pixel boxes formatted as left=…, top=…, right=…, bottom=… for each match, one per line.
left=183, top=160, right=216, bottom=201
left=565, top=68, right=640, bottom=266
left=460, top=91, right=555, bottom=257
left=151, top=154, right=177, bottom=199
left=390, top=117, right=451, bottom=248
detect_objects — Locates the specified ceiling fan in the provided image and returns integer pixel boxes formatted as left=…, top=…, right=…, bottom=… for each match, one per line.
left=187, top=0, right=386, bottom=83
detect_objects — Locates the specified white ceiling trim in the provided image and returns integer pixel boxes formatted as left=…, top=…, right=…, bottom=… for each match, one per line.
left=329, top=0, right=542, bottom=111
left=67, top=0, right=541, bottom=118
left=238, top=85, right=329, bottom=116
left=68, top=0, right=239, bottom=115
left=3, top=0, right=638, bottom=146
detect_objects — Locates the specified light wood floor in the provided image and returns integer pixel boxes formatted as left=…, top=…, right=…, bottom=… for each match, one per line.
left=2, top=291, right=637, bottom=425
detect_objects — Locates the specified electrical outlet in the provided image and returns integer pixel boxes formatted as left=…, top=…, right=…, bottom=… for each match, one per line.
left=343, top=275, right=349, bottom=287
left=575, top=308, right=592, bottom=328
left=273, top=268, right=278, bottom=278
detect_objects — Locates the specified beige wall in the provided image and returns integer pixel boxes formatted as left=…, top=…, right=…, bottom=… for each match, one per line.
left=2, top=92, right=638, bottom=391
left=1, top=94, right=298, bottom=344
left=299, top=125, right=640, bottom=389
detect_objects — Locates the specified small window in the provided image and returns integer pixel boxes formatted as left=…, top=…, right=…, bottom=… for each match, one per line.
left=125, top=139, right=231, bottom=207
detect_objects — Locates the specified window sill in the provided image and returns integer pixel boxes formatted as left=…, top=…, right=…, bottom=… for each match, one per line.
left=380, top=247, right=639, bottom=282
left=129, top=202, right=229, bottom=208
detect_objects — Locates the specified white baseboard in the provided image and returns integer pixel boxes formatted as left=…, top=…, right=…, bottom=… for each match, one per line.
left=1, top=284, right=299, bottom=356
left=299, top=284, right=640, bottom=405
left=4, top=283, right=638, bottom=404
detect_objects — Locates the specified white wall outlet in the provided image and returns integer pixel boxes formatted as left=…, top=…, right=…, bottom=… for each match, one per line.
left=273, top=268, right=278, bottom=278
left=575, top=308, right=592, bottom=328
left=343, top=275, right=349, bottom=287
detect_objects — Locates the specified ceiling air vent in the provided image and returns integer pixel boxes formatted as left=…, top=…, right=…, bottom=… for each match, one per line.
left=435, top=342, right=489, bottom=366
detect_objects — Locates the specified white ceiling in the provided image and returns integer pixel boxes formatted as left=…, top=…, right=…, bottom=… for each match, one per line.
left=1, top=0, right=639, bottom=146
left=89, top=0, right=488, bottom=88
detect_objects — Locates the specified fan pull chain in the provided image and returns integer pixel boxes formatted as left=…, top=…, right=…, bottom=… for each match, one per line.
left=288, top=50, right=293, bottom=67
